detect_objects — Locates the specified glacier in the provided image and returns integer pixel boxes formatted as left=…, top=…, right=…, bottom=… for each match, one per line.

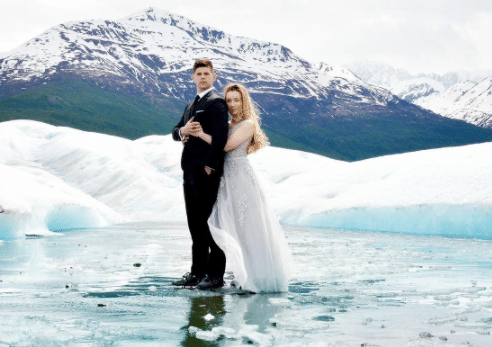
left=1, top=119, right=491, bottom=240
left=1, top=120, right=492, bottom=346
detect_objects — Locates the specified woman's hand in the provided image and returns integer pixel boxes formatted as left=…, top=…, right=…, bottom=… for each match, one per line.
left=189, top=121, right=205, bottom=138
left=180, top=117, right=194, bottom=136
left=188, top=121, right=212, bottom=145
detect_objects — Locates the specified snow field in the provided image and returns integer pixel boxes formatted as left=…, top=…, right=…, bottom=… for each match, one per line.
left=1, top=119, right=492, bottom=240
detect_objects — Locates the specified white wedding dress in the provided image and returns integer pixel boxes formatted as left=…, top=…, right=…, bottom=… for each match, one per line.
left=208, top=121, right=293, bottom=293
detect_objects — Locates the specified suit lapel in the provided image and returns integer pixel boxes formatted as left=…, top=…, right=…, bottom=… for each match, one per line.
left=185, top=90, right=214, bottom=123
left=194, top=90, right=213, bottom=122
left=184, top=104, right=193, bottom=123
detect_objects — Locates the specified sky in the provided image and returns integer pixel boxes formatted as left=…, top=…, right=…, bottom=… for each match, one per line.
left=1, top=0, right=492, bottom=74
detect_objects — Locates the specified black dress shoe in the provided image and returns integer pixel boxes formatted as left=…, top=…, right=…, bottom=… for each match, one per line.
left=172, top=272, right=205, bottom=286
left=196, top=275, right=225, bottom=290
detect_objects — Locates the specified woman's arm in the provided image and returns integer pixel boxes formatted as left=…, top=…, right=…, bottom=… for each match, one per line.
left=223, top=121, right=254, bottom=152
left=190, top=121, right=255, bottom=152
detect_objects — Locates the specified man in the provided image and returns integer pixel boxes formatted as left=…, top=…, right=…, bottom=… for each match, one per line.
left=171, top=59, right=229, bottom=290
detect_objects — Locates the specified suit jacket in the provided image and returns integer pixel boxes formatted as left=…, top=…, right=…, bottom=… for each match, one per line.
left=172, top=90, right=229, bottom=177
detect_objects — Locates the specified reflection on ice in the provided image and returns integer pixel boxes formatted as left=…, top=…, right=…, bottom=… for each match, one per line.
left=183, top=295, right=226, bottom=345
left=1, top=222, right=491, bottom=346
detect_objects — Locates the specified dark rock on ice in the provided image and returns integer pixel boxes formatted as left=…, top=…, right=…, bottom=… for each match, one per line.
left=419, top=332, right=433, bottom=338
left=314, top=315, right=335, bottom=322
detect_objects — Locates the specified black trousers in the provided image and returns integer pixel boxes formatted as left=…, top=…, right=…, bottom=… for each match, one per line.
left=183, top=168, right=226, bottom=280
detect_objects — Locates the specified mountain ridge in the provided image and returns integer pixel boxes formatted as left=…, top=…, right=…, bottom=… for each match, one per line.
left=345, top=60, right=492, bottom=129
left=1, top=8, right=491, bottom=161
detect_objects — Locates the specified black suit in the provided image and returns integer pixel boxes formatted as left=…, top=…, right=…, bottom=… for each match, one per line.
left=172, top=90, right=228, bottom=279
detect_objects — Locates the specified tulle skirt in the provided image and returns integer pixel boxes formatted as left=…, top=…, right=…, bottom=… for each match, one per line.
left=208, top=157, right=293, bottom=293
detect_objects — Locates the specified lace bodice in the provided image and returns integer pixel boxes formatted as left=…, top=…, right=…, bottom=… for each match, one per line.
left=225, top=121, right=252, bottom=160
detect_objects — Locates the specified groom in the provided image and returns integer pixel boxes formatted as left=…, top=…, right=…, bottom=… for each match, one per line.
left=171, top=59, right=229, bottom=290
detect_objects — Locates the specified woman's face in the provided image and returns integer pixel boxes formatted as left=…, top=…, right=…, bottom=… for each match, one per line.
left=225, top=90, right=242, bottom=118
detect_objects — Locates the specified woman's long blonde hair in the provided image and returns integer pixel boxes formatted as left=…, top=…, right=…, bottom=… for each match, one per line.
left=224, top=83, right=269, bottom=154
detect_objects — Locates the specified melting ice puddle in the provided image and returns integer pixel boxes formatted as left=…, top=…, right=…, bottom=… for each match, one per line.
left=0, top=222, right=491, bottom=346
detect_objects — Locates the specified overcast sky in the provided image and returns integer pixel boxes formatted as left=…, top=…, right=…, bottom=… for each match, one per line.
left=1, top=0, right=491, bottom=74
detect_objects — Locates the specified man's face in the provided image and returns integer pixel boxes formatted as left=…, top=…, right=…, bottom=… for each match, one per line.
left=192, top=66, right=216, bottom=93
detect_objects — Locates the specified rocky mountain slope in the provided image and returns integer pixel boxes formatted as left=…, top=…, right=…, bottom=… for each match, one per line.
left=1, top=8, right=491, bottom=160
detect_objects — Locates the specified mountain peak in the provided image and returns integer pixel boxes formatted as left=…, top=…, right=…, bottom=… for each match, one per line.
left=125, top=7, right=184, bottom=23
left=123, top=7, right=222, bottom=36
left=0, top=8, right=403, bottom=108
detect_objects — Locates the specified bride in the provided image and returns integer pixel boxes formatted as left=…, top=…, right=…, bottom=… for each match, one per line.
left=189, top=83, right=293, bottom=293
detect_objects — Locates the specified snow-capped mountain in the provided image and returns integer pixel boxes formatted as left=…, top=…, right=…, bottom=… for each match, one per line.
left=343, top=61, right=413, bottom=91
left=346, top=60, right=492, bottom=129
left=415, top=78, right=492, bottom=129
left=346, top=60, right=492, bottom=92
left=1, top=8, right=491, bottom=161
left=391, top=77, right=446, bottom=103
left=0, top=8, right=390, bottom=108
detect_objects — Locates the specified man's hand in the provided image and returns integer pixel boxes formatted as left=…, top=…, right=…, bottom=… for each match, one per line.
left=180, top=117, right=194, bottom=136
left=204, top=166, right=212, bottom=175
left=181, top=135, right=189, bottom=145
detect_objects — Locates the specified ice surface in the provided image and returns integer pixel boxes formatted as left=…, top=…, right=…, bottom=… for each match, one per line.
left=1, top=120, right=491, bottom=345
left=1, top=119, right=492, bottom=240
left=0, top=222, right=491, bottom=346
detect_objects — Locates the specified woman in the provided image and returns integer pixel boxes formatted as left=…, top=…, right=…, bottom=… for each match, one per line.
left=189, top=83, right=293, bottom=293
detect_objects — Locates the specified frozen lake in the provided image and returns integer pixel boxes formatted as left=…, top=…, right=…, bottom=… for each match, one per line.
left=1, top=222, right=491, bottom=346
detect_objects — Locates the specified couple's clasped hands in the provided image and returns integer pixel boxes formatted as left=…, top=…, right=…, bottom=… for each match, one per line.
left=181, top=117, right=205, bottom=144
